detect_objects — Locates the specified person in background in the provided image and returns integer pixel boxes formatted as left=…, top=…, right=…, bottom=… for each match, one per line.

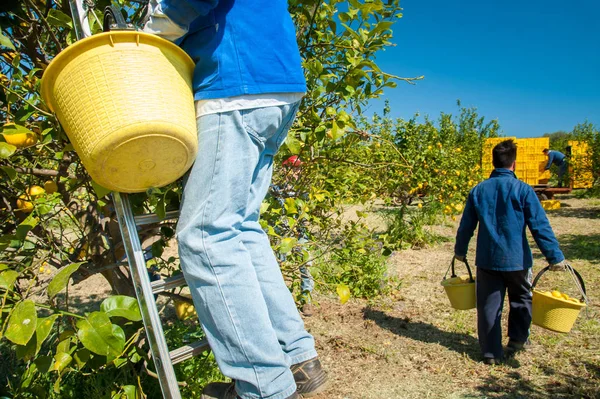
left=454, top=139, right=567, bottom=365
left=542, top=148, right=568, bottom=188
left=270, top=155, right=315, bottom=317
left=143, top=1, right=328, bottom=398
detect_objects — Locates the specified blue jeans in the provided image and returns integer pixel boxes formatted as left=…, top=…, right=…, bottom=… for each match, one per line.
left=177, top=102, right=317, bottom=399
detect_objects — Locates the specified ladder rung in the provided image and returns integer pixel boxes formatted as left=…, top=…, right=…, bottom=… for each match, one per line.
left=170, top=339, right=210, bottom=365
left=134, top=210, right=180, bottom=226
left=151, top=274, right=187, bottom=294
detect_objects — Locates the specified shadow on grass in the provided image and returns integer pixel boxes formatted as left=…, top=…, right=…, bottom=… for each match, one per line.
left=558, top=233, right=600, bottom=264
left=362, top=307, right=480, bottom=361
left=551, top=207, right=600, bottom=219
left=475, top=361, right=600, bottom=398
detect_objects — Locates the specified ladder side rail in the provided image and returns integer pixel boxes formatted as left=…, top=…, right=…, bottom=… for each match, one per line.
left=68, top=0, right=92, bottom=40
left=113, top=193, right=182, bottom=399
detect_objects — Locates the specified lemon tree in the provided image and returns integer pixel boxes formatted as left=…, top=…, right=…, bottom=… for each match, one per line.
left=0, top=0, right=429, bottom=396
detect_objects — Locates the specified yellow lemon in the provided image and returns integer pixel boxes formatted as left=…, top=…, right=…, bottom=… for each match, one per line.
left=44, top=180, right=58, bottom=194
left=551, top=290, right=562, bottom=298
left=175, top=300, right=197, bottom=321
left=16, top=194, right=33, bottom=213
left=3, top=132, right=37, bottom=148
left=418, top=183, right=423, bottom=189
left=27, top=185, right=45, bottom=197
left=417, top=203, right=423, bottom=209
left=454, top=203, right=463, bottom=211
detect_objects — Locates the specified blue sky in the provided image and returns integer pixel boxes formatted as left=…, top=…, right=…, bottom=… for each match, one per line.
left=367, top=0, right=600, bottom=138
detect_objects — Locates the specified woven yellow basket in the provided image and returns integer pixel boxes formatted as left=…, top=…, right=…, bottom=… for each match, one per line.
left=441, top=258, right=476, bottom=310
left=41, top=31, right=197, bottom=193
left=531, top=266, right=587, bottom=333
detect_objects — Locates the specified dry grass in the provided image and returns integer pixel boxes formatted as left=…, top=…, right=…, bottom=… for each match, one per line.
left=305, top=194, right=600, bottom=399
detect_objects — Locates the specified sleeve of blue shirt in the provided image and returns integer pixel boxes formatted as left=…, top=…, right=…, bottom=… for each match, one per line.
left=161, top=0, right=218, bottom=29
left=545, top=152, right=554, bottom=170
left=454, top=190, right=478, bottom=257
left=522, top=187, right=565, bottom=264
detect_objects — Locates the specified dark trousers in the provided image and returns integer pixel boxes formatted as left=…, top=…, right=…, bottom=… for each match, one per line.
left=476, top=267, right=533, bottom=359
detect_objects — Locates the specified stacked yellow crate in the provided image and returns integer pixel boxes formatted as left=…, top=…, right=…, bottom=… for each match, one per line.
left=568, top=140, right=593, bottom=189
left=482, top=137, right=516, bottom=178
left=482, top=137, right=550, bottom=185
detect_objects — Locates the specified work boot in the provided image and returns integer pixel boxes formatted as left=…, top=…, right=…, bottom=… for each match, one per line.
left=291, top=357, right=329, bottom=397
left=505, top=339, right=531, bottom=358
left=482, top=357, right=503, bottom=365
left=201, top=382, right=299, bottom=399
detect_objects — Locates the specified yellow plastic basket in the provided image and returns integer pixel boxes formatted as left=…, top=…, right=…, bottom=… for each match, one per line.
left=41, top=31, right=197, bottom=193
left=441, top=259, right=476, bottom=310
left=531, top=266, right=587, bottom=333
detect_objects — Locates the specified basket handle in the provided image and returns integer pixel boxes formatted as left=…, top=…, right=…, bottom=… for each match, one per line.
left=532, top=264, right=587, bottom=301
left=444, top=258, right=475, bottom=283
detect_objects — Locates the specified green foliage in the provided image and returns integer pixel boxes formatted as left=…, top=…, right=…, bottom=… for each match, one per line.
left=571, top=121, right=600, bottom=187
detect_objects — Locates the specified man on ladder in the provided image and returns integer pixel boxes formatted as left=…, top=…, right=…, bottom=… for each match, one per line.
left=143, top=1, right=328, bottom=398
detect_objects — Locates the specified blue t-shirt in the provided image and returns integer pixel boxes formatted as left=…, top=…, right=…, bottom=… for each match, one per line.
left=161, top=0, right=307, bottom=100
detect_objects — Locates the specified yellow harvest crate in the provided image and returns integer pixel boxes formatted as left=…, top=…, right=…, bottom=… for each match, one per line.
left=483, top=137, right=552, bottom=185
left=568, top=140, right=594, bottom=189
left=541, top=200, right=560, bottom=210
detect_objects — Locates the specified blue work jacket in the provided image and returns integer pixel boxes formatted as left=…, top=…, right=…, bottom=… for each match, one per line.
left=454, top=168, right=564, bottom=271
left=160, top=0, right=306, bottom=100
left=545, top=150, right=566, bottom=170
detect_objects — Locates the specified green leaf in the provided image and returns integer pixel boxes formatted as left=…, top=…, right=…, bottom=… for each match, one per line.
left=336, top=284, right=351, bottom=304
left=1, top=123, right=35, bottom=135
left=0, top=142, right=16, bottom=159
left=91, top=179, right=111, bottom=199
left=0, top=166, right=16, bottom=181
left=16, top=214, right=39, bottom=241
left=284, top=135, right=303, bottom=154
left=0, top=30, right=15, bottom=50
left=100, top=296, right=142, bottom=322
left=53, top=352, right=73, bottom=373
left=0, top=270, right=19, bottom=290
left=74, top=348, right=90, bottom=369
left=47, top=262, right=83, bottom=299
left=0, top=234, right=16, bottom=252
left=279, top=237, right=297, bottom=255
left=369, top=21, right=394, bottom=37
left=5, top=300, right=37, bottom=345
left=76, top=311, right=125, bottom=357
left=35, top=315, right=60, bottom=356
left=284, top=198, right=298, bottom=214
left=113, top=385, right=138, bottom=399
left=47, top=9, right=73, bottom=28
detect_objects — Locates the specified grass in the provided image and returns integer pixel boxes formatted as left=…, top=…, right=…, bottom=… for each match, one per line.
left=303, top=195, right=600, bottom=399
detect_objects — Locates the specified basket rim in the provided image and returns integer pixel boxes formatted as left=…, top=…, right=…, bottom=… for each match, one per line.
left=40, top=31, right=195, bottom=112
left=441, top=277, right=475, bottom=287
left=533, top=289, right=586, bottom=308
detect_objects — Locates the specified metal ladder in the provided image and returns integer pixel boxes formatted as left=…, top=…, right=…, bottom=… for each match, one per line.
left=113, top=193, right=209, bottom=399
left=67, top=2, right=209, bottom=397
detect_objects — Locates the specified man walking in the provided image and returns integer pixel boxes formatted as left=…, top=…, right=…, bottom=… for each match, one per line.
left=454, top=140, right=567, bottom=364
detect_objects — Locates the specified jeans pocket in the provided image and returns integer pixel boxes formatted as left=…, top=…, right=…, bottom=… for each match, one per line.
left=242, top=102, right=299, bottom=147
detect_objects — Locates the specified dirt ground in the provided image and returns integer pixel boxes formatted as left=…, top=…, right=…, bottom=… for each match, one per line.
left=66, top=195, right=600, bottom=399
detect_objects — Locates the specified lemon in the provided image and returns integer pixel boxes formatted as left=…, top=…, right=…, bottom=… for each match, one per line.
left=44, top=180, right=58, bottom=194
left=175, top=299, right=197, bottom=321
left=27, top=185, right=45, bottom=196
left=16, top=194, right=33, bottom=213
left=551, top=290, right=562, bottom=298
left=3, top=132, right=38, bottom=148
left=417, top=203, right=423, bottom=209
